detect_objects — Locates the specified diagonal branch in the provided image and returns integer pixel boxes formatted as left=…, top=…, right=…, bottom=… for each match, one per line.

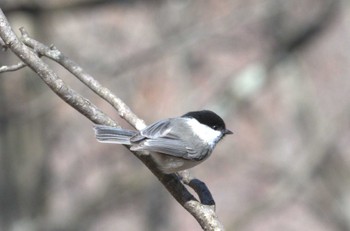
left=0, top=13, right=116, bottom=127
left=0, top=61, right=26, bottom=73
left=0, top=9, right=224, bottom=231
left=19, top=28, right=145, bottom=130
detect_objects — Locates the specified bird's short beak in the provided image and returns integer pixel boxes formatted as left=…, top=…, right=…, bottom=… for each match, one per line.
left=224, top=129, right=233, bottom=135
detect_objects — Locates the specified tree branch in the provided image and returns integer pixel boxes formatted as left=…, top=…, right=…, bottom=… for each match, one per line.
left=0, top=9, right=224, bottom=231
left=19, top=28, right=145, bottom=130
left=0, top=11, right=116, bottom=126
left=0, top=61, right=26, bottom=73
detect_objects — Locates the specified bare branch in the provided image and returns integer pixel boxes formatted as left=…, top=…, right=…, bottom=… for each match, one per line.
left=0, top=9, right=116, bottom=127
left=0, top=61, right=26, bottom=73
left=19, top=28, right=145, bottom=130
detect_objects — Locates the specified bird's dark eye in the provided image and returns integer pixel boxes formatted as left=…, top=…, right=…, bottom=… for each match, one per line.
left=212, top=125, right=218, bottom=130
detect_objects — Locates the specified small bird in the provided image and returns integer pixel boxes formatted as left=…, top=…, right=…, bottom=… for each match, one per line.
left=94, top=110, right=232, bottom=174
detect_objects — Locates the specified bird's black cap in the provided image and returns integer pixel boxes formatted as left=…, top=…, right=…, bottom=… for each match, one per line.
left=182, top=110, right=233, bottom=135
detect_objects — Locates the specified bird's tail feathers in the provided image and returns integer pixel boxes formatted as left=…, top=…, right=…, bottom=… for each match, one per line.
left=93, top=125, right=137, bottom=145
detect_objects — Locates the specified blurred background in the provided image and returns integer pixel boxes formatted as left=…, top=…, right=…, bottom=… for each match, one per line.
left=1, top=0, right=349, bottom=230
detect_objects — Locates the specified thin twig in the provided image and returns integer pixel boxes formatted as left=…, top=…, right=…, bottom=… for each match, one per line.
left=19, top=28, right=145, bottom=130
left=0, top=62, right=26, bottom=73
left=0, top=11, right=117, bottom=127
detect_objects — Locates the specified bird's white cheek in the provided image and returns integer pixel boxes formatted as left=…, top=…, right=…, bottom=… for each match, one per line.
left=186, top=119, right=222, bottom=146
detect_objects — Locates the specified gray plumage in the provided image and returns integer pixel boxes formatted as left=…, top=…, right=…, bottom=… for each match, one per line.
left=93, top=110, right=232, bottom=173
left=94, top=118, right=211, bottom=161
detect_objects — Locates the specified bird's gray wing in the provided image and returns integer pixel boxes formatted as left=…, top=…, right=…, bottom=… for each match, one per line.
left=130, top=119, right=172, bottom=141
left=130, top=119, right=205, bottom=160
left=130, top=137, right=200, bottom=160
